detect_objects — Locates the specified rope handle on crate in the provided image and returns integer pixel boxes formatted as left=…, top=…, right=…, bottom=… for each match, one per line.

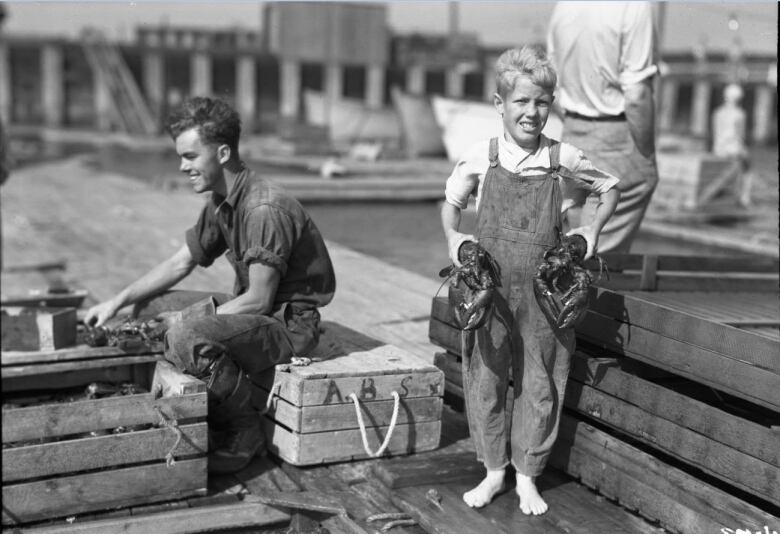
left=154, top=406, right=183, bottom=468
left=348, top=390, right=400, bottom=458
left=259, top=382, right=281, bottom=415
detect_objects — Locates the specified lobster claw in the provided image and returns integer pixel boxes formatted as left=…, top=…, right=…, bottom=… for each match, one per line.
left=452, top=287, right=494, bottom=331
left=555, top=301, right=589, bottom=329
left=438, top=265, right=456, bottom=278
left=533, top=280, right=564, bottom=328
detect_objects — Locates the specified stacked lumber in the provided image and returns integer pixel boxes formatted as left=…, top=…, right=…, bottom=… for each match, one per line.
left=428, top=253, right=780, bottom=534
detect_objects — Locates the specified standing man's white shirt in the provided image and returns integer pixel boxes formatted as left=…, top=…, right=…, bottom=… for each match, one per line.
left=547, top=1, right=658, bottom=118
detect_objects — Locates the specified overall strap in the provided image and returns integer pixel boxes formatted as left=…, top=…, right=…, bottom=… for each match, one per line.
left=488, top=137, right=499, bottom=167
left=548, top=140, right=561, bottom=173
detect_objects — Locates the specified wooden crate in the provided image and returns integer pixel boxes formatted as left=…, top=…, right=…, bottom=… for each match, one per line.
left=256, top=323, right=444, bottom=466
left=2, top=359, right=208, bottom=526
left=1, top=306, right=77, bottom=351
left=655, top=153, right=742, bottom=210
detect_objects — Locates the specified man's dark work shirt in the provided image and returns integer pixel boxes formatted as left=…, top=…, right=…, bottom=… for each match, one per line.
left=185, top=167, right=336, bottom=310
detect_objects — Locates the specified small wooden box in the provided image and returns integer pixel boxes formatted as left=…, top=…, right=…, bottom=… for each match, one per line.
left=2, top=359, right=208, bottom=526
left=654, top=153, right=740, bottom=210
left=257, top=325, right=444, bottom=466
left=1, top=306, right=77, bottom=351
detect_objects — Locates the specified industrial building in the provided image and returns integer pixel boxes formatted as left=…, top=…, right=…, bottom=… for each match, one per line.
left=0, top=1, right=775, bottom=144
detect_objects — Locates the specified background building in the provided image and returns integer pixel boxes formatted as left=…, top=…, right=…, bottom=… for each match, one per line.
left=0, top=1, right=776, bottom=144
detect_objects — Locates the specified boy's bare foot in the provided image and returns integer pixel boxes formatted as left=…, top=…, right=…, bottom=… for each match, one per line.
left=463, top=469, right=505, bottom=508
left=516, top=473, right=548, bottom=515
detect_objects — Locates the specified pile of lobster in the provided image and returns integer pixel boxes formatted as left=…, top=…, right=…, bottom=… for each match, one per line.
left=83, top=318, right=165, bottom=351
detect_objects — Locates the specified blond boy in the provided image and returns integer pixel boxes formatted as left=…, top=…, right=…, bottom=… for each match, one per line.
left=441, top=46, right=620, bottom=514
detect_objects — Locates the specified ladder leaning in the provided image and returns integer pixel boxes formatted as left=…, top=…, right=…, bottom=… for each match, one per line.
left=81, top=27, right=158, bottom=136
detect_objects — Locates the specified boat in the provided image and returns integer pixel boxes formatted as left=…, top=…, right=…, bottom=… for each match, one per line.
left=302, top=89, right=402, bottom=150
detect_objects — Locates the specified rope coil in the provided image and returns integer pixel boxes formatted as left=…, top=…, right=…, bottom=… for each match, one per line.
left=348, top=390, right=400, bottom=458
left=154, top=406, right=183, bottom=468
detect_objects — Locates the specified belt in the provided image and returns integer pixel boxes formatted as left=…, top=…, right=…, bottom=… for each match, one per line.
left=565, top=111, right=626, bottom=122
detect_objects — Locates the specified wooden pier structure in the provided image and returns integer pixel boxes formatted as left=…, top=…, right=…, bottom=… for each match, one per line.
left=2, top=3, right=776, bottom=147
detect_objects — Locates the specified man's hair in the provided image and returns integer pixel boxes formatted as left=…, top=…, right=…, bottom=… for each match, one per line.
left=165, top=97, right=242, bottom=153
left=495, top=45, right=557, bottom=97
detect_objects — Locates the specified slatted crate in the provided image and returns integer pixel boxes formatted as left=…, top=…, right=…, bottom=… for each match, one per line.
left=428, top=253, right=780, bottom=533
left=654, top=153, right=743, bottom=210
left=256, top=322, right=444, bottom=466
left=1, top=357, right=208, bottom=526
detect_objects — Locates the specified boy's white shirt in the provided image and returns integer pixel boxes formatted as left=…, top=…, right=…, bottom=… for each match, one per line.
left=444, top=134, right=619, bottom=213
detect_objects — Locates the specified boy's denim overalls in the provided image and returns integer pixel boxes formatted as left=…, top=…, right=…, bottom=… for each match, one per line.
left=464, top=137, right=576, bottom=476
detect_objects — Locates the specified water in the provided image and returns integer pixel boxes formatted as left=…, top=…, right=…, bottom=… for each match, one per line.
left=303, top=201, right=739, bottom=283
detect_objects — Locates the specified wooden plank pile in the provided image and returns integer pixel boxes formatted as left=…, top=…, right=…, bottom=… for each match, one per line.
left=428, top=253, right=780, bottom=534
left=257, top=321, right=444, bottom=465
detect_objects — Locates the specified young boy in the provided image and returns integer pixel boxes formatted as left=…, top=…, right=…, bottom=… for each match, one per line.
left=440, top=46, right=620, bottom=515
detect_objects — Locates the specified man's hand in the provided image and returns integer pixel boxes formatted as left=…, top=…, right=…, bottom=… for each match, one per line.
left=566, top=226, right=599, bottom=261
left=447, top=232, right=477, bottom=267
left=84, top=299, right=121, bottom=327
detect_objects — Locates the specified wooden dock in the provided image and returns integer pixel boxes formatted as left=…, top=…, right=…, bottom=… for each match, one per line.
left=4, top=153, right=780, bottom=533
left=0, top=156, right=677, bottom=532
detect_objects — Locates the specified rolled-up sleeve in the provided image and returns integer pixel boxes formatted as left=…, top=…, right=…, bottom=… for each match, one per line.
left=559, top=143, right=619, bottom=209
left=242, top=204, right=295, bottom=276
left=185, top=203, right=227, bottom=267
left=444, top=142, right=485, bottom=209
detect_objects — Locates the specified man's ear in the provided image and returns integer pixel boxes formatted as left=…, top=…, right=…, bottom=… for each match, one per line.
left=217, top=144, right=231, bottom=164
left=493, top=93, right=504, bottom=115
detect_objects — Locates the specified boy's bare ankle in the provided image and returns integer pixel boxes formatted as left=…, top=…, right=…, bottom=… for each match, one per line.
left=463, top=468, right=506, bottom=508
left=515, top=473, right=548, bottom=515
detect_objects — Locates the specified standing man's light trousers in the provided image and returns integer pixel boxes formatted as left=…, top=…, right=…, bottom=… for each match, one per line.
left=562, top=116, right=659, bottom=253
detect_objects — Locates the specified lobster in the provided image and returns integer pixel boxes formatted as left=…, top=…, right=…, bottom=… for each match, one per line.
left=439, top=241, right=502, bottom=331
left=532, top=233, right=606, bottom=329
left=84, top=318, right=165, bottom=351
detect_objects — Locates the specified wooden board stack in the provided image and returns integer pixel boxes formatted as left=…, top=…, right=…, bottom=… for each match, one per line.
left=428, top=253, right=780, bottom=534
left=2, top=347, right=208, bottom=527
left=257, top=321, right=444, bottom=466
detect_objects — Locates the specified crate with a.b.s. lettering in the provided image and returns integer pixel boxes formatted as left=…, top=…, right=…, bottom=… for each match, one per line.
left=255, top=323, right=444, bottom=466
